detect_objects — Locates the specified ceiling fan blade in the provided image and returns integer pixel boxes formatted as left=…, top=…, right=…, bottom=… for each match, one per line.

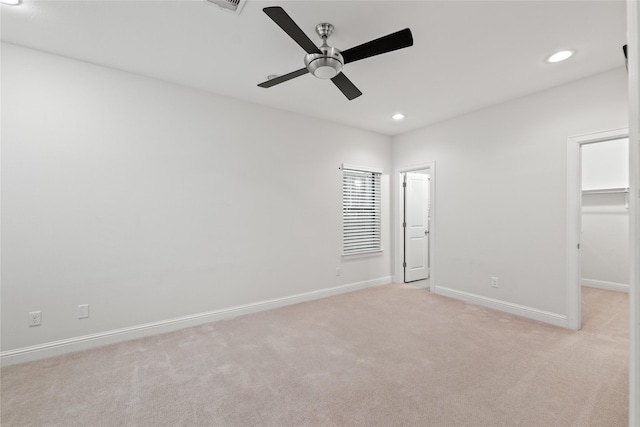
left=263, top=7, right=322, bottom=55
left=258, top=68, right=310, bottom=88
left=342, top=28, right=413, bottom=64
left=331, top=72, right=362, bottom=100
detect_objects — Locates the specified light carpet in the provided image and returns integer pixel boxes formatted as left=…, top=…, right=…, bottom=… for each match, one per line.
left=1, top=285, right=629, bottom=426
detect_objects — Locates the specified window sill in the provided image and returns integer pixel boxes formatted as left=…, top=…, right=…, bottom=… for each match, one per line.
left=342, top=250, right=383, bottom=260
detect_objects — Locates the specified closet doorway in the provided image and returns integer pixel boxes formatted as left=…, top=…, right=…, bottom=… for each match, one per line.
left=567, top=128, right=629, bottom=330
left=581, top=138, right=630, bottom=292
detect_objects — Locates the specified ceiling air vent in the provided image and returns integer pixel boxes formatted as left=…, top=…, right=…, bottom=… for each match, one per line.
left=203, top=0, right=246, bottom=15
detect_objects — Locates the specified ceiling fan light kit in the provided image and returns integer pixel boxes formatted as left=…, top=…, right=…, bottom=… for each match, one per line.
left=258, top=6, right=413, bottom=100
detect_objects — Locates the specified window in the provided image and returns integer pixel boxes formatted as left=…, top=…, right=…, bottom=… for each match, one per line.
left=342, top=164, right=382, bottom=255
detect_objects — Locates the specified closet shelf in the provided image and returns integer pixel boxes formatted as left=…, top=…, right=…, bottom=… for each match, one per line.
left=582, top=187, right=629, bottom=195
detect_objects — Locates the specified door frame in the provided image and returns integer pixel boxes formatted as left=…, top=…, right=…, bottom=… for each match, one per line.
left=627, top=0, right=640, bottom=422
left=566, top=128, right=628, bottom=331
left=394, top=162, right=435, bottom=288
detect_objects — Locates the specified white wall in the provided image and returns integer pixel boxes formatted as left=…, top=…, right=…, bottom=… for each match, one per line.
left=581, top=138, right=630, bottom=290
left=0, top=43, right=392, bottom=353
left=392, top=68, right=628, bottom=320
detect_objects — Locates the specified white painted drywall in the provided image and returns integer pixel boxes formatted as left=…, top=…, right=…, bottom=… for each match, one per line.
left=392, top=68, right=628, bottom=316
left=0, top=44, right=392, bottom=352
left=581, top=138, right=629, bottom=289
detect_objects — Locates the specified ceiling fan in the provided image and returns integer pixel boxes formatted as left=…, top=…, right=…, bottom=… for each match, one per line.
left=257, top=6, right=414, bottom=101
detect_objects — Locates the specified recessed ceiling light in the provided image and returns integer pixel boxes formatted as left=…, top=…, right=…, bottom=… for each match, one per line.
left=547, top=50, right=575, bottom=63
left=392, top=113, right=405, bottom=121
left=0, top=0, right=21, bottom=5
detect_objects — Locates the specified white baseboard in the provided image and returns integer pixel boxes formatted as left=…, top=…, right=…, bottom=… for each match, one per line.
left=582, top=278, right=629, bottom=293
left=433, top=286, right=567, bottom=328
left=1, top=276, right=391, bottom=367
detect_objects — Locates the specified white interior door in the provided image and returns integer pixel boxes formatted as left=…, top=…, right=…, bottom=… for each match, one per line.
left=404, top=172, right=430, bottom=282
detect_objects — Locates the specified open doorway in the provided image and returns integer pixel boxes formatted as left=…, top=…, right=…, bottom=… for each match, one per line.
left=395, top=163, right=435, bottom=289
left=580, top=136, right=630, bottom=331
left=567, top=128, right=629, bottom=330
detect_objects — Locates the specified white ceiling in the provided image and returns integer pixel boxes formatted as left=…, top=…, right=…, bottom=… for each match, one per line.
left=0, top=0, right=628, bottom=136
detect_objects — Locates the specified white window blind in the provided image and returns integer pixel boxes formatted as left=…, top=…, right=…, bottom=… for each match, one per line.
left=342, top=166, right=382, bottom=255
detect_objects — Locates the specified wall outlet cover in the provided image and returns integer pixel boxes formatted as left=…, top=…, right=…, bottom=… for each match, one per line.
left=29, top=311, right=42, bottom=327
left=77, top=304, right=89, bottom=319
left=491, top=277, right=499, bottom=288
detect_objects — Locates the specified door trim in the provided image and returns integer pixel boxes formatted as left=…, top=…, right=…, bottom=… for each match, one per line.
left=394, top=162, right=435, bottom=288
left=566, top=128, right=628, bottom=331
left=627, top=0, right=639, bottom=423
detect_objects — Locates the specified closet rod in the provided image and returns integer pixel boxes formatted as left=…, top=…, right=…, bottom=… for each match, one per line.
left=582, top=187, right=629, bottom=195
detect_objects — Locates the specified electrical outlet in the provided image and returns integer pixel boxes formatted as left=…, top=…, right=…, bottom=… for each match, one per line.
left=77, top=304, right=89, bottom=319
left=28, top=311, right=41, bottom=327
left=336, top=267, right=341, bottom=276
left=491, top=277, right=499, bottom=288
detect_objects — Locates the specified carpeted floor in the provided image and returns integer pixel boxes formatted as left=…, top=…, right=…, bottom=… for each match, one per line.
left=0, top=285, right=629, bottom=426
